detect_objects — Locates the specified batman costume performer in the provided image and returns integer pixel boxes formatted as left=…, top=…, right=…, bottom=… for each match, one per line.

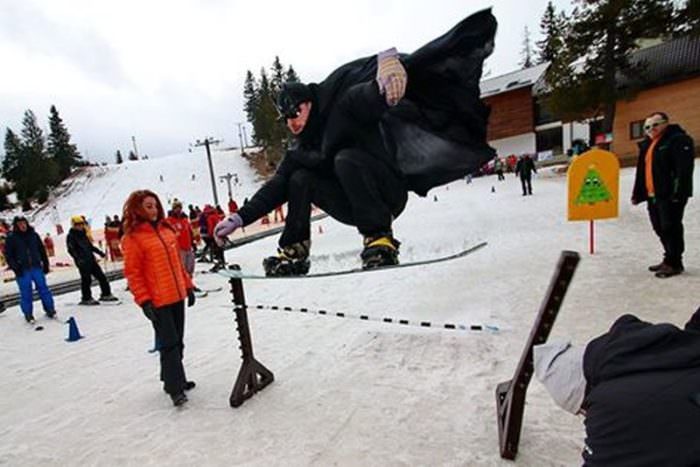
left=218, top=9, right=497, bottom=275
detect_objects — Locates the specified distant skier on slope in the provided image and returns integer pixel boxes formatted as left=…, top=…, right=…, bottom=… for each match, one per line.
left=214, top=9, right=497, bottom=276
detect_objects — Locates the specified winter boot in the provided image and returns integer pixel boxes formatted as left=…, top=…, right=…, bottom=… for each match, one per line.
left=648, top=261, right=666, bottom=272
left=45, top=310, right=57, bottom=319
left=170, top=392, right=188, bottom=407
left=24, top=313, right=36, bottom=324
left=79, top=298, right=100, bottom=306
left=99, top=294, right=119, bottom=302
left=655, top=263, right=683, bottom=278
left=263, top=241, right=311, bottom=277
left=361, top=233, right=400, bottom=270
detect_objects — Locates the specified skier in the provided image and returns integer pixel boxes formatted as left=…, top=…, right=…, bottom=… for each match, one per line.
left=214, top=9, right=497, bottom=276
left=3, top=216, right=56, bottom=323
left=121, top=189, right=196, bottom=407
left=166, top=200, right=195, bottom=278
left=515, top=154, right=537, bottom=196
left=494, top=157, right=505, bottom=181
left=534, top=311, right=700, bottom=465
left=66, top=215, right=118, bottom=305
left=43, top=233, right=55, bottom=257
left=631, top=112, right=694, bottom=278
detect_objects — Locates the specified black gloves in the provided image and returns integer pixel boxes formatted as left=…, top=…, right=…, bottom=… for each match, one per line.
left=98, top=250, right=107, bottom=258
left=187, top=289, right=196, bottom=308
left=141, top=301, right=157, bottom=322
left=43, top=263, right=50, bottom=274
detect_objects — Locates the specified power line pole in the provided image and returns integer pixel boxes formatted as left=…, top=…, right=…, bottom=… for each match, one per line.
left=219, top=172, right=236, bottom=201
left=236, top=123, right=246, bottom=156
left=241, top=125, right=249, bottom=148
left=131, top=136, right=139, bottom=158
left=194, top=137, right=222, bottom=206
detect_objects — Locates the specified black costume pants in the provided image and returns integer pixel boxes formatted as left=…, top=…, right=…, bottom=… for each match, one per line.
left=647, top=198, right=688, bottom=268
left=280, top=149, right=407, bottom=247
left=520, top=176, right=532, bottom=195
left=151, top=301, right=187, bottom=395
left=79, top=260, right=111, bottom=300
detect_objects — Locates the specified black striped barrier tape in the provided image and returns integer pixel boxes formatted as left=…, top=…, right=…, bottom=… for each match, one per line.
left=234, top=304, right=500, bottom=333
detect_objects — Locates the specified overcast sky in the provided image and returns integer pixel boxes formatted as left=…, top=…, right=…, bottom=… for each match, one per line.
left=0, top=0, right=572, bottom=162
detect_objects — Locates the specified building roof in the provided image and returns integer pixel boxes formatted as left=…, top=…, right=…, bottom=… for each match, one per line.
left=480, top=62, right=549, bottom=98
left=622, top=35, right=700, bottom=88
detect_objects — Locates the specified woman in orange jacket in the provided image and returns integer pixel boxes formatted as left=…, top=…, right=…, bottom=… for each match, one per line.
left=121, top=190, right=196, bottom=407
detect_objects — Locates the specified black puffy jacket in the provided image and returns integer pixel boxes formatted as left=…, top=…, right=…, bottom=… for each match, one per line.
left=4, top=225, right=49, bottom=276
left=632, top=124, right=695, bottom=202
left=582, top=314, right=700, bottom=466
left=66, top=227, right=102, bottom=268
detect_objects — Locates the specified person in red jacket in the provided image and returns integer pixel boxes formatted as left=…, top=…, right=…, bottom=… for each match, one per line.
left=166, top=200, right=195, bottom=277
left=206, top=206, right=225, bottom=268
left=121, top=189, right=196, bottom=407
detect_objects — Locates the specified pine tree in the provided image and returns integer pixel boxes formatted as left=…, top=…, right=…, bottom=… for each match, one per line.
left=544, top=0, right=675, bottom=134
left=115, top=150, right=123, bottom=164
left=270, top=56, right=285, bottom=94
left=20, top=109, right=59, bottom=199
left=128, top=150, right=138, bottom=161
left=47, top=105, right=81, bottom=179
left=520, top=26, right=534, bottom=68
left=537, top=2, right=568, bottom=64
left=675, top=0, right=700, bottom=36
left=285, top=65, right=300, bottom=82
left=2, top=128, right=23, bottom=185
left=243, top=70, right=258, bottom=124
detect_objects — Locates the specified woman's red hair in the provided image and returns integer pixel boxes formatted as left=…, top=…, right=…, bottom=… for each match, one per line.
left=122, top=190, right=166, bottom=235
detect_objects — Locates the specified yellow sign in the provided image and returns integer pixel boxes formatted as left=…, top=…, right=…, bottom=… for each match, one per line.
left=567, top=149, right=619, bottom=221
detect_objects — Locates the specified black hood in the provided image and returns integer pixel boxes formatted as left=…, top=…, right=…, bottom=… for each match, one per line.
left=11, top=216, right=33, bottom=233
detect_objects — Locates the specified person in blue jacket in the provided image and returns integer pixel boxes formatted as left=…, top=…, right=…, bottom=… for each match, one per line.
left=3, top=216, right=56, bottom=323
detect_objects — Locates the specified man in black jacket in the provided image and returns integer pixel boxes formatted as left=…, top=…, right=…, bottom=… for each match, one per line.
left=632, top=112, right=695, bottom=278
left=515, top=154, right=537, bottom=196
left=534, top=311, right=700, bottom=466
left=214, top=10, right=497, bottom=275
left=3, top=216, right=56, bottom=323
left=66, top=216, right=117, bottom=305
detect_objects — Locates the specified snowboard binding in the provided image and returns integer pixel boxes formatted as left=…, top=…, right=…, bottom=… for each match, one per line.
left=263, top=241, right=311, bottom=277
left=361, top=234, right=400, bottom=270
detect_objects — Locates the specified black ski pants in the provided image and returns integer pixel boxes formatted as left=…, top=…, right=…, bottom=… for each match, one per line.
left=647, top=198, right=688, bottom=268
left=280, top=148, right=407, bottom=247
left=78, top=260, right=111, bottom=301
left=151, top=300, right=187, bottom=395
left=520, top=176, right=533, bottom=195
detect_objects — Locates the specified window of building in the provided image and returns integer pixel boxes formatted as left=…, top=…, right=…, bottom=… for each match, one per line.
left=534, top=99, right=558, bottom=126
left=629, top=120, right=644, bottom=140
left=536, top=126, right=563, bottom=155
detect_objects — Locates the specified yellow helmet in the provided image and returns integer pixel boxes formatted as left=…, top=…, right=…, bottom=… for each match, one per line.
left=71, top=215, right=85, bottom=225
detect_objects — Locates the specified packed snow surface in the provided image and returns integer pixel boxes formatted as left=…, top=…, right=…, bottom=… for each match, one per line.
left=0, top=159, right=698, bottom=466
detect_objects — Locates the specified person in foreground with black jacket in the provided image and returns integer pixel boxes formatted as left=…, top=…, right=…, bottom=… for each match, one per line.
left=214, top=10, right=497, bottom=276
left=66, top=215, right=118, bottom=305
left=631, top=112, right=695, bottom=278
left=3, top=216, right=56, bottom=323
left=534, top=308, right=700, bottom=466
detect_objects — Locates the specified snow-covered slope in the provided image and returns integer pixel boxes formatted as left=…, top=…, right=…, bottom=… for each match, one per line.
left=0, top=161, right=698, bottom=466
left=27, top=147, right=261, bottom=234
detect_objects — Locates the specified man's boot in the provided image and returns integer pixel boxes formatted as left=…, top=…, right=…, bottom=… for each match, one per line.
left=263, top=241, right=311, bottom=277
left=655, top=263, right=683, bottom=278
left=361, top=233, right=400, bottom=269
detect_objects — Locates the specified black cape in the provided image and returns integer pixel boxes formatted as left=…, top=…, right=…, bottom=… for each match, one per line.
left=310, top=8, right=497, bottom=196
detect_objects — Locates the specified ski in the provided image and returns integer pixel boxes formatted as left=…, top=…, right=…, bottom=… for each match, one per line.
left=217, top=241, right=488, bottom=280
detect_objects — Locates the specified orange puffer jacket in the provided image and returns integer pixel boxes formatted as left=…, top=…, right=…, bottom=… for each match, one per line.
left=122, top=220, right=193, bottom=308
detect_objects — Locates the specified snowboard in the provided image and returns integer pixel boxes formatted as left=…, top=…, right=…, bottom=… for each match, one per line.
left=217, top=241, right=487, bottom=280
